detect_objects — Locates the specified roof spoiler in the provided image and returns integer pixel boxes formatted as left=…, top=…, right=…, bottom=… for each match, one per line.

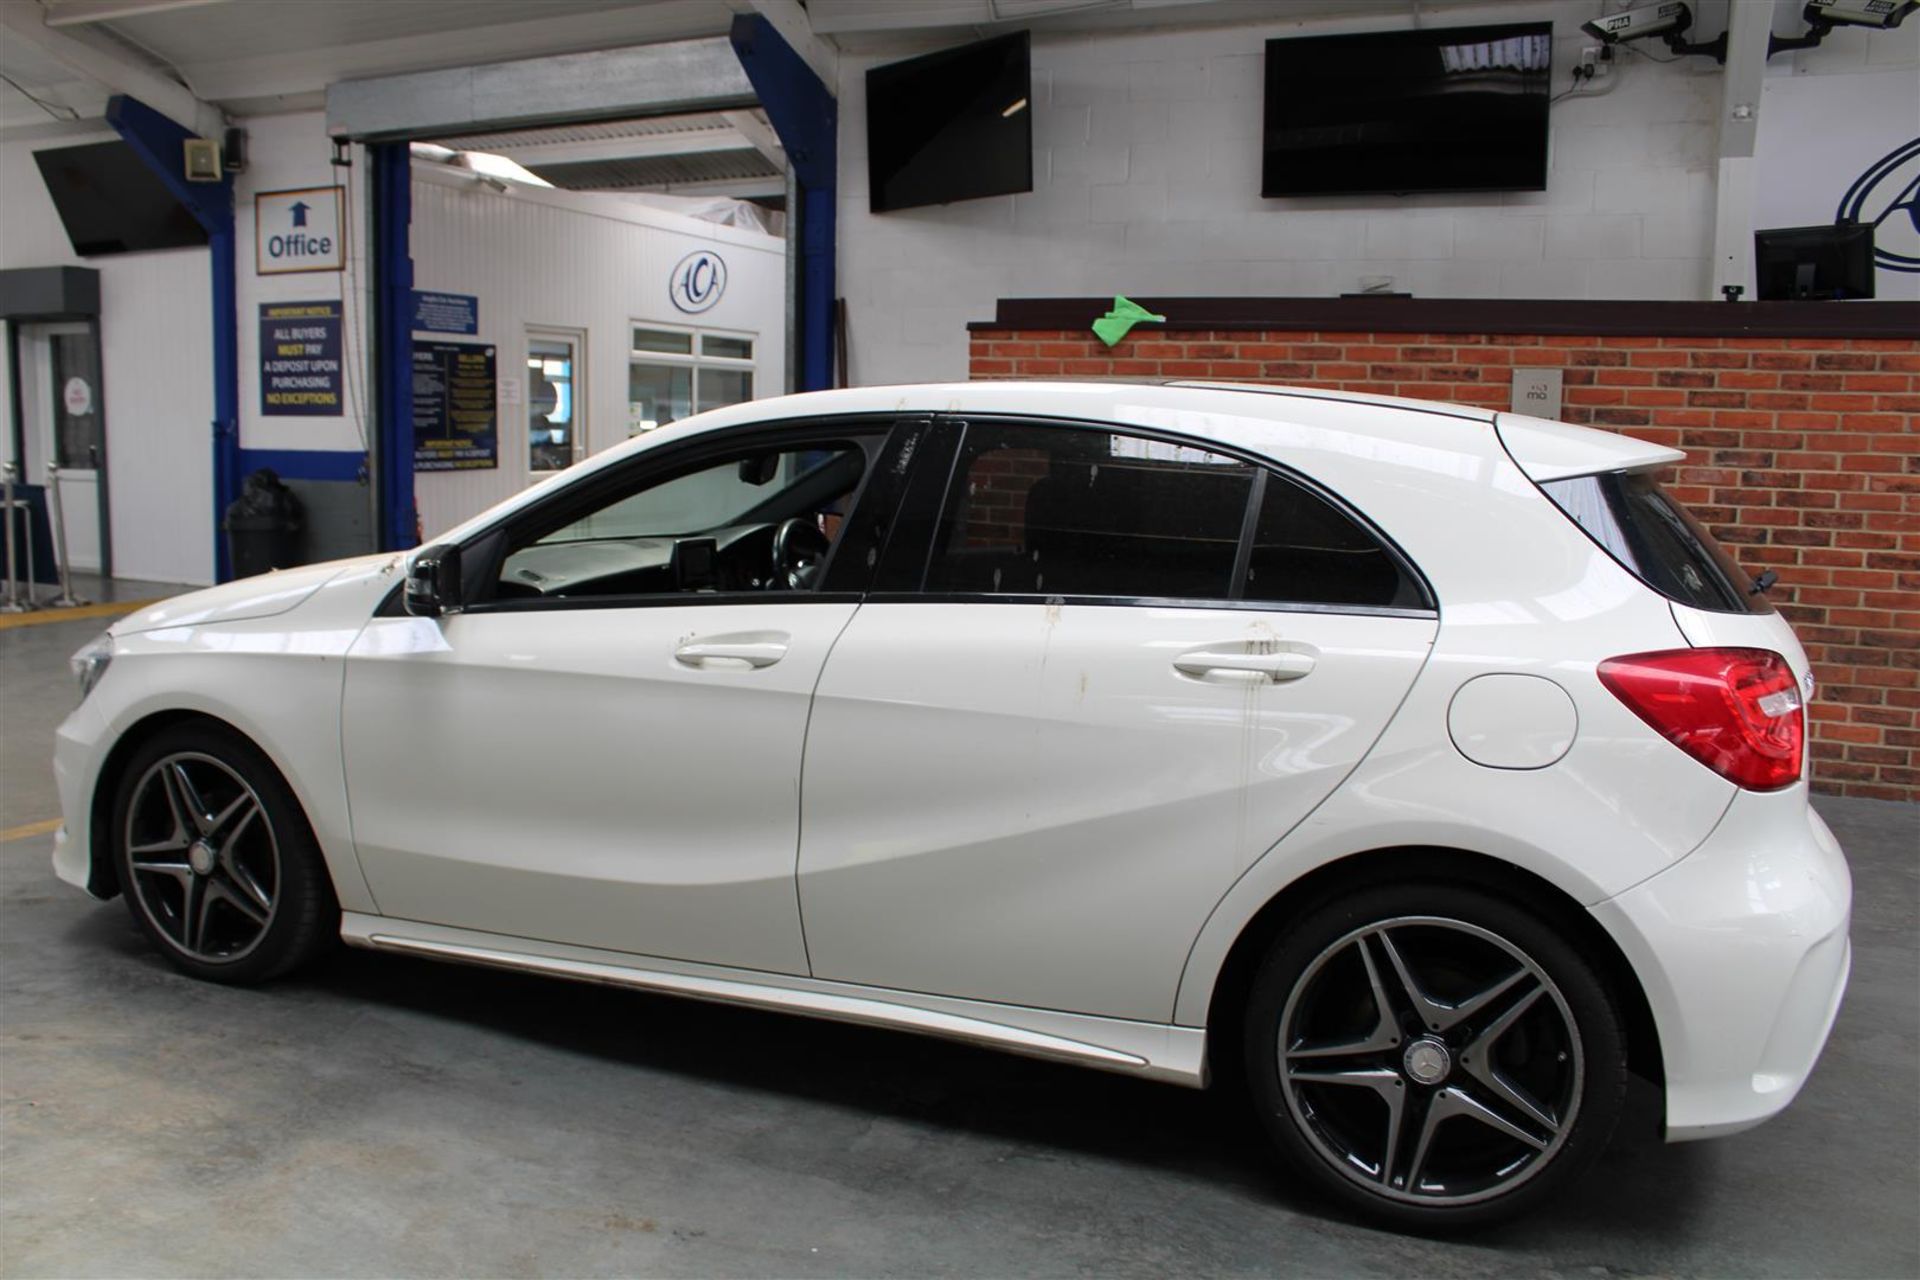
left=1495, top=412, right=1685, bottom=483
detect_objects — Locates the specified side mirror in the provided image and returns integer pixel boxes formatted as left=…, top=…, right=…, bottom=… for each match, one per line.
left=404, top=543, right=464, bottom=617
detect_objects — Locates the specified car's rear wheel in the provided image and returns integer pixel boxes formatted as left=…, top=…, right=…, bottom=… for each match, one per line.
left=1244, top=882, right=1626, bottom=1230
left=112, top=722, right=336, bottom=984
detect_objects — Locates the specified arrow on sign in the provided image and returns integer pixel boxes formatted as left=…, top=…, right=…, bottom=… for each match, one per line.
left=289, top=201, right=310, bottom=227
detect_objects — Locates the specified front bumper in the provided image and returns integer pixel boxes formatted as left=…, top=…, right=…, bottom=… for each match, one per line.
left=51, top=695, right=111, bottom=898
left=1592, top=784, right=1852, bottom=1142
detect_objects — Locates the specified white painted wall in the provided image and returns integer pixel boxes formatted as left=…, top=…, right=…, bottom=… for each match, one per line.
left=836, top=0, right=1920, bottom=385
left=408, top=164, right=786, bottom=539
left=1, top=129, right=215, bottom=585
left=235, top=111, right=373, bottom=458
left=1754, top=12, right=1920, bottom=301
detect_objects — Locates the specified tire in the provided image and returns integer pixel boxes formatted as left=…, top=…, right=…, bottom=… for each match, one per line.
left=111, top=721, right=338, bottom=984
left=1242, top=881, right=1626, bottom=1231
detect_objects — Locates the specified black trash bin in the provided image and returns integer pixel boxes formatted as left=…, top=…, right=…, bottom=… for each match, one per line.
left=223, top=468, right=304, bottom=578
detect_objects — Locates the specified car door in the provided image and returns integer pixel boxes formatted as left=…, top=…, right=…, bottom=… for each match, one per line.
left=340, top=421, right=907, bottom=974
left=796, top=417, right=1439, bottom=1022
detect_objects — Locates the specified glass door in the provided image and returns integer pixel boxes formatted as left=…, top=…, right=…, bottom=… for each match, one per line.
left=21, top=322, right=105, bottom=573
left=526, top=329, right=585, bottom=476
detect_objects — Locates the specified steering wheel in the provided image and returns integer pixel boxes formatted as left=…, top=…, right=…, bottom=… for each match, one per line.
left=770, top=516, right=833, bottom=591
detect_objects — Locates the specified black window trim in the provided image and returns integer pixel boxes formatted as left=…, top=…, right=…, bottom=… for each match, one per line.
left=446, top=412, right=917, bottom=617
left=873, top=413, right=1438, bottom=618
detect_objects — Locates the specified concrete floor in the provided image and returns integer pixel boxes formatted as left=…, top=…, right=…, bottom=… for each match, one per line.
left=3, top=602, right=1916, bottom=1278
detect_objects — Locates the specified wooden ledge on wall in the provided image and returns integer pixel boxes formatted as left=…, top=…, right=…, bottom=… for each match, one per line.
left=970, top=296, right=1920, bottom=341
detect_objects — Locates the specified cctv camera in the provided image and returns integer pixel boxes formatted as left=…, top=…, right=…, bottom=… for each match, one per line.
left=1804, top=0, right=1917, bottom=28
left=1581, top=0, right=1693, bottom=43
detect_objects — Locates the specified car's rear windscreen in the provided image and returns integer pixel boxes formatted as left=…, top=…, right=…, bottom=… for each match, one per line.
left=1540, top=470, right=1773, bottom=615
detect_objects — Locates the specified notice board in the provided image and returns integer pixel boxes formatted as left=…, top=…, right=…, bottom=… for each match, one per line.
left=259, top=301, right=343, bottom=416
left=413, top=340, right=497, bottom=471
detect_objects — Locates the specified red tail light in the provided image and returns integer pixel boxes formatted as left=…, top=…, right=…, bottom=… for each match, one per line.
left=1598, top=648, right=1804, bottom=791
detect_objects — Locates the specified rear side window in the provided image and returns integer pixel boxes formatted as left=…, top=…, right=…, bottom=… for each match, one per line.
left=1541, top=470, right=1773, bottom=615
left=927, top=423, right=1253, bottom=600
left=1245, top=473, right=1426, bottom=609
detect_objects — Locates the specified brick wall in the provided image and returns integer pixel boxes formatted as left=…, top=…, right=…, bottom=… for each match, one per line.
left=969, top=327, right=1920, bottom=802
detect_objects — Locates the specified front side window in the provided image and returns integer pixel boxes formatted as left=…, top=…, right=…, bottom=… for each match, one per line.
left=628, top=327, right=755, bottom=435
left=926, top=423, right=1254, bottom=600
left=490, top=434, right=881, bottom=603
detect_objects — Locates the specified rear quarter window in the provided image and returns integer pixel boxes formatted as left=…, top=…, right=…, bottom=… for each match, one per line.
left=1540, top=470, right=1773, bottom=615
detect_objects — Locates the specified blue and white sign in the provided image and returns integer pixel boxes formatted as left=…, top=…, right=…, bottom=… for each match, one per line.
left=255, top=186, right=344, bottom=275
left=669, top=249, right=727, bottom=314
left=413, top=290, right=479, bottom=334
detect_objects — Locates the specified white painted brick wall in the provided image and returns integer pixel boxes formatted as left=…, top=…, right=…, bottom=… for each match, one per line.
left=837, top=0, right=1917, bottom=384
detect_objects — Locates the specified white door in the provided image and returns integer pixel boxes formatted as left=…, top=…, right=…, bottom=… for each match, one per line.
left=341, top=424, right=897, bottom=973
left=20, top=322, right=103, bottom=573
left=797, top=419, right=1438, bottom=1022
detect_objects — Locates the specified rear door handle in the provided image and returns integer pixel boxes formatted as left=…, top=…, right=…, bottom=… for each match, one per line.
left=1173, top=650, right=1316, bottom=682
left=674, top=636, right=789, bottom=670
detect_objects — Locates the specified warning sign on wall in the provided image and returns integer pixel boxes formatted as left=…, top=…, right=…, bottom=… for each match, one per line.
left=259, top=301, right=343, bottom=416
left=413, top=340, right=498, bottom=471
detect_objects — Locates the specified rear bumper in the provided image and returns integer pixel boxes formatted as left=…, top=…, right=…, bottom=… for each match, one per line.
left=1592, top=784, right=1851, bottom=1142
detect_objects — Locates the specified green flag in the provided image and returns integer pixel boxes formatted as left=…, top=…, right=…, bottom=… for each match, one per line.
left=1091, top=295, right=1167, bottom=347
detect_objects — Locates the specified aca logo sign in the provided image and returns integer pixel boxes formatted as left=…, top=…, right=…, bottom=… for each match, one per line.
left=670, top=250, right=727, bottom=313
left=1838, top=137, right=1920, bottom=275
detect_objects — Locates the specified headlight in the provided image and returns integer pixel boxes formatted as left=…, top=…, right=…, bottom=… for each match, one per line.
left=70, top=631, right=114, bottom=700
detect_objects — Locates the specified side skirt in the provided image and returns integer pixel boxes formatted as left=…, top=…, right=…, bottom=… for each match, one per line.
left=340, top=912, right=1210, bottom=1087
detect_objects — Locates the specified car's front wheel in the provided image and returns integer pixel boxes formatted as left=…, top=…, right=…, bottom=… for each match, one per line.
left=1244, top=882, right=1626, bottom=1230
left=112, top=722, right=337, bottom=984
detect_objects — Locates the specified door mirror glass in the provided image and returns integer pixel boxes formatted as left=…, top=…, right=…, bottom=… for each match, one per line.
left=405, top=543, right=464, bottom=617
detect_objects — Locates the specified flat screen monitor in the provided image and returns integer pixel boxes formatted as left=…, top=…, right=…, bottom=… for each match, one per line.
left=34, top=140, right=208, bottom=257
left=1263, top=22, right=1553, bottom=197
left=867, top=31, right=1033, bottom=213
left=1754, top=223, right=1875, bottom=301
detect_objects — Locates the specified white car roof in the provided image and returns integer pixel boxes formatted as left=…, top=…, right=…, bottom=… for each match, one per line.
left=433, top=381, right=1680, bottom=546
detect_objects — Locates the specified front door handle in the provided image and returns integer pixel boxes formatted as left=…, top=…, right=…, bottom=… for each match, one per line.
left=1173, top=649, right=1316, bottom=682
left=674, top=635, right=789, bottom=670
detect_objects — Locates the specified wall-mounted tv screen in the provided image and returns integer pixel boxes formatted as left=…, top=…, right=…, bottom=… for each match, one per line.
left=867, top=31, right=1033, bottom=213
left=1263, top=22, right=1553, bottom=197
left=34, top=140, right=208, bottom=256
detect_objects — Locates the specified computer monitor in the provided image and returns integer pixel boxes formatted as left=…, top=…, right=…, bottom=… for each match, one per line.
left=1754, top=223, right=1875, bottom=301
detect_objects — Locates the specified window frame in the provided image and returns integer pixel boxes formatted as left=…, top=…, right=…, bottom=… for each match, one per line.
left=445, top=414, right=918, bottom=616
left=869, top=414, right=1437, bottom=617
left=627, top=321, right=759, bottom=435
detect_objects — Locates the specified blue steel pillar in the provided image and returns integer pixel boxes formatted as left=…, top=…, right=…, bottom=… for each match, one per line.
left=106, top=95, right=238, bottom=580
left=369, top=142, right=416, bottom=552
left=730, top=15, right=836, bottom=392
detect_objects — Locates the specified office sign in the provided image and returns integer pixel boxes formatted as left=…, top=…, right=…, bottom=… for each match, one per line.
left=413, top=340, right=498, bottom=471
left=259, top=300, right=343, bottom=416
left=256, top=186, right=344, bottom=275
left=413, top=290, right=479, bottom=334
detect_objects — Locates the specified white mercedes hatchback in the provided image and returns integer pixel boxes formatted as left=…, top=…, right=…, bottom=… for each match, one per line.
left=53, top=382, right=1850, bottom=1229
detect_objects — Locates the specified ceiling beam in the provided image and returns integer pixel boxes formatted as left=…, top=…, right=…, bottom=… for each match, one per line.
left=609, top=175, right=787, bottom=198
left=720, top=108, right=785, bottom=169
left=0, top=2, right=221, bottom=135
left=179, top=1, right=742, bottom=108
left=326, top=35, right=756, bottom=141
left=748, top=0, right=839, bottom=94
left=43, top=0, right=232, bottom=27
left=481, top=128, right=752, bottom=167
